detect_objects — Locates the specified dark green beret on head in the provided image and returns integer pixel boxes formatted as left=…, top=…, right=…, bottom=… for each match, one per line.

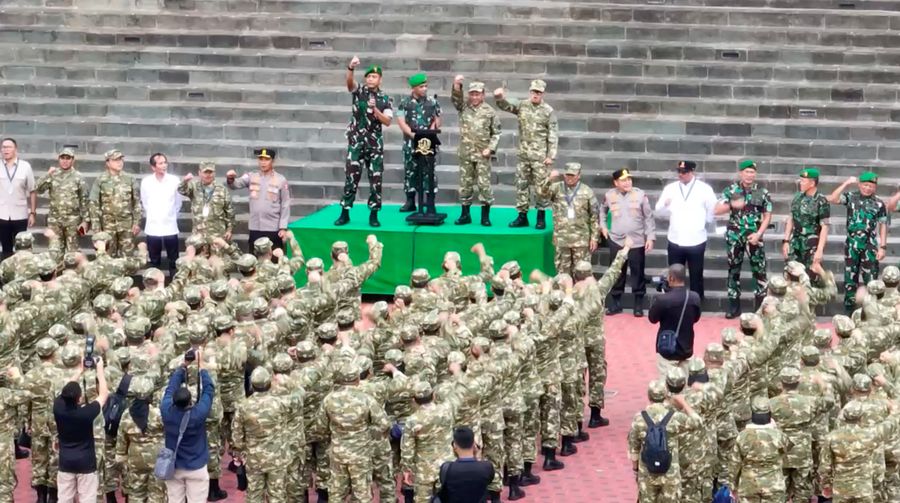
left=364, top=65, right=382, bottom=77
left=739, top=159, right=756, bottom=171
left=860, top=171, right=878, bottom=184
left=408, top=73, right=427, bottom=87
left=799, top=167, right=820, bottom=180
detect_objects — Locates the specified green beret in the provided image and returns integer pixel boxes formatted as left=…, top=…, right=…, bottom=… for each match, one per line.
left=408, top=72, right=427, bottom=87
left=364, top=64, right=382, bottom=77
left=739, top=159, right=757, bottom=171
left=799, top=167, right=820, bottom=180
left=859, top=171, right=878, bottom=184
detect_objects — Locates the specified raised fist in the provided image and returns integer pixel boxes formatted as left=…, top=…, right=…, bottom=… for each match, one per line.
left=493, top=87, right=505, bottom=99
left=454, top=75, right=464, bottom=85
left=349, top=56, right=360, bottom=69
left=183, top=173, right=194, bottom=182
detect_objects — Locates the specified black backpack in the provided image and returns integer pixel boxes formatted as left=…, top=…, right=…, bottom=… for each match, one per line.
left=640, top=409, right=675, bottom=474
left=103, top=374, right=133, bottom=438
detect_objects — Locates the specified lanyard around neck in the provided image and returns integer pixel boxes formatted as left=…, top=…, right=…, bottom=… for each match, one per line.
left=678, top=179, right=696, bottom=202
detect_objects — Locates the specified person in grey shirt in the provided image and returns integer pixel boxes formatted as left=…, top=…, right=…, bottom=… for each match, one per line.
left=226, top=147, right=291, bottom=252
left=0, top=138, right=36, bottom=259
left=600, top=168, right=655, bottom=316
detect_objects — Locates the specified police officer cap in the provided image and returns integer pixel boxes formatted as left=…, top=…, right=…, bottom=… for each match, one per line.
left=71, top=312, right=93, bottom=334
left=779, top=366, right=801, bottom=384
left=420, top=311, right=440, bottom=332
left=852, top=373, right=872, bottom=393
left=548, top=290, right=565, bottom=308
left=704, top=343, right=725, bottom=363
left=125, top=316, right=151, bottom=341
left=501, top=261, right=521, bottom=278
left=665, top=368, right=686, bottom=388
left=383, top=348, right=404, bottom=366
left=272, top=353, right=294, bottom=374
left=412, top=380, right=433, bottom=400
left=399, top=324, right=419, bottom=343
left=253, top=237, right=273, bottom=255
left=882, top=266, right=900, bottom=286
left=316, top=322, right=338, bottom=341
left=867, top=279, right=886, bottom=296
left=110, top=276, right=133, bottom=297
left=832, top=315, right=855, bottom=336
left=183, top=286, right=202, bottom=306
left=371, top=301, right=389, bottom=320
left=335, top=309, right=356, bottom=327
left=93, top=294, right=114, bottom=314
left=487, top=319, right=508, bottom=340
left=394, top=285, right=412, bottom=301
left=48, top=323, right=72, bottom=344
left=250, top=367, right=272, bottom=389
left=115, top=346, right=131, bottom=366
left=867, top=362, right=886, bottom=379
left=647, top=380, right=667, bottom=402
left=14, top=231, right=34, bottom=249
left=842, top=401, right=864, bottom=422
left=812, top=328, right=833, bottom=349
left=768, top=276, right=788, bottom=295
left=306, top=257, right=324, bottom=271
left=210, top=280, right=229, bottom=300
left=250, top=296, right=269, bottom=317
left=188, top=322, right=209, bottom=344
left=739, top=313, right=759, bottom=331
left=295, top=340, right=317, bottom=360
left=60, top=344, right=81, bottom=367
left=129, top=376, right=155, bottom=400
left=800, top=346, right=821, bottom=365
left=35, top=338, right=59, bottom=358
left=92, top=231, right=111, bottom=243
left=751, top=396, right=770, bottom=414
left=410, top=268, right=430, bottom=287
left=502, top=310, right=521, bottom=327
left=687, top=357, right=706, bottom=375
left=236, top=254, right=257, bottom=273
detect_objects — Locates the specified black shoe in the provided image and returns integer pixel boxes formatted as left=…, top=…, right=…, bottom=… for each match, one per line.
left=633, top=296, right=645, bottom=317
left=14, top=444, right=28, bottom=459
left=369, top=209, right=380, bottom=227
left=208, top=479, right=228, bottom=501
left=725, top=298, right=741, bottom=319
left=105, top=491, right=118, bottom=503
left=34, top=485, right=47, bottom=503
left=47, top=487, right=58, bottom=503
left=588, top=406, right=601, bottom=428
left=509, top=212, right=529, bottom=227
left=542, top=446, right=565, bottom=470
left=489, top=490, right=501, bottom=503
left=455, top=205, right=471, bottom=225
left=334, top=208, right=350, bottom=226
left=508, top=475, right=526, bottom=501
left=227, top=459, right=238, bottom=473
left=574, top=422, right=590, bottom=443
left=535, top=209, right=546, bottom=229
left=559, top=436, right=578, bottom=456
left=399, top=192, right=416, bottom=212
left=317, top=488, right=330, bottom=503
left=481, top=204, right=492, bottom=226
left=520, top=462, right=541, bottom=486
left=754, top=295, right=765, bottom=312
left=606, top=296, right=623, bottom=315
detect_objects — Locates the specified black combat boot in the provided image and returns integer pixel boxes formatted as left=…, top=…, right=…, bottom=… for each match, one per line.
left=316, top=488, right=329, bottom=503
left=606, top=295, right=623, bottom=315
left=369, top=209, right=380, bottom=227
left=399, top=192, right=416, bottom=212
left=34, top=485, right=47, bottom=503
left=14, top=439, right=28, bottom=459
left=589, top=406, right=610, bottom=428
left=208, top=479, right=228, bottom=501
left=455, top=205, right=471, bottom=225
left=535, top=209, right=546, bottom=229
left=559, top=435, right=578, bottom=456
left=481, top=204, right=492, bottom=226
left=105, top=491, right=117, bottom=503
left=542, top=446, right=565, bottom=470
left=520, top=462, right=541, bottom=486
left=633, top=295, right=645, bottom=317
left=574, top=422, right=590, bottom=443
left=333, top=208, right=350, bottom=226
left=47, top=487, right=58, bottom=503
left=488, top=490, right=502, bottom=503
left=227, top=459, right=238, bottom=473
left=401, top=486, right=414, bottom=503
left=509, top=212, right=529, bottom=227
left=725, top=298, right=741, bottom=319
left=508, top=475, right=526, bottom=501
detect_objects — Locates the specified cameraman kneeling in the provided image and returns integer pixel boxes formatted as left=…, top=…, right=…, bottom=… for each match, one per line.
left=648, top=264, right=701, bottom=377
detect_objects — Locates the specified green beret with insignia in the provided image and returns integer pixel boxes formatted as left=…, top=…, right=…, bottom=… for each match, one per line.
left=739, top=159, right=757, bottom=171
left=799, top=167, right=820, bottom=180
left=36, top=338, right=59, bottom=358
left=250, top=367, right=272, bottom=389
left=364, top=64, right=382, bottom=77
left=408, top=72, right=427, bottom=87
left=859, top=171, right=878, bottom=184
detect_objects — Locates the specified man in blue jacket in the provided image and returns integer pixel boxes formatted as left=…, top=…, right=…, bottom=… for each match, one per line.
left=161, top=350, right=215, bottom=503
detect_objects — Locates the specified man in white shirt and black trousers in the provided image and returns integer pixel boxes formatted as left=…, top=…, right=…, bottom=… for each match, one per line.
left=654, top=160, right=717, bottom=300
left=141, top=153, right=183, bottom=278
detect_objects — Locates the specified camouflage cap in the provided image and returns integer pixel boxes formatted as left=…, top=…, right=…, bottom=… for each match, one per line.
left=236, top=254, right=257, bottom=273
left=501, top=261, right=521, bottom=278
left=867, top=279, right=886, bottom=296
left=647, top=380, right=667, bottom=402
left=687, top=357, right=706, bottom=375
left=443, top=251, right=461, bottom=265
left=471, top=337, right=492, bottom=355
left=199, top=160, right=215, bottom=173
left=739, top=312, right=760, bottom=331
left=487, top=319, right=508, bottom=340
left=357, top=355, right=373, bottom=374
left=852, top=373, right=872, bottom=393
left=185, top=234, right=207, bottom=249
left=58, top=146, right=76, bottom=158
left=800, top=345, right=821, bottom=366
left=335, top=361, right=359, bottom=383
left=92, top=231, right=111, bottom=243
left=750, top=396, right=770, bottom=414
left=104, top=149, right=125, bottom=160
left=272, top=353, right=294, bottom=374
left=410, top=268, right=430, bottom=287
left=250, top=296, right=269, bottom=317
left=383, top=348, right=404, bottom=366
left=573, top=260, right=592, bottom=278
left=110, top=276, right=134, bottom=297
left=468, top=81, right=485, bottom=93
left=812, top=328, right=833, bottom=349
left=704, top=342, right=725, bottom=363
left=209, top=280, right=229, bottom=300
left=142, top=267, right=162, bottom=283
left=316, top=322, right=338, bottom=341
left=502, top=310, right=521, bottom=326
left=768, top=276, right=788, bottom=295
left=720, top=327, right=738, bottom=348
left=564, top=162, right=582, bottom=176
left=250, top=367, right=272, bottom=389
left=842, top=401, right=864, bottom=422
left=35, top=337, right=59, bottom=358
left=48, top=323, right=73, bottom=344
left=420, top=311, right=440, bottom=332
left=491, top=274, right=510, bottom=292
left=35, top=255, right=56, bottom=276
left=867, top=362, right=886, bottom=379
left=522, top=294, right=540, bottom=309
left=371, top=301, right=389, bottom=320
left=276, top=275, right=295, bottom=295
left=60, top=344, right=81, bottom=368
left=335, top=309, right=356, bottom=328
left=253, top=237, right=273, bottom=255
left=412, top=380, right=433, bottom=400
left=124, top=316, right=151, bottom=342
left=92, top=293, right=114, bottom=314
left=306, top=257, right=324, bottom=271
left=548, top=290, right=565, bottom=308
left=169, top=300, right=190, bottom=317
left=295, top=340, right=316, bottom=360
left=832, top=315, right=855, bottom=336
left=466, top=280, right=485, bottom=298
left=394, top=285, right=412, bottom=301
left=784, top=260, right=805, bottom=277
left=331, top=241, right=349, bottom=254
left=779, top=366, right=801, bottom=385
left=665, top=368, right=686, bottom=389
left=234, top=301, right=252, bottom=318
left=882, top=265, right=900, bottom=286
left=188, top=321, right=209, bottom=344
left=529, top=79, right=547, bottom=92
left=62, top=252, right=78, bottom=269
left=399, top=324, right=419, bottom=343
left=183, top=285, right=202, bottom=305
left=14, top=231, right=34, bottom=249
left=71, top=312, right=93, bottom=334
left=447, top=351, right=466, bottom=366
left=129, top=375, right=155, bottom=400
left=115, top=346, right=131, bottom=366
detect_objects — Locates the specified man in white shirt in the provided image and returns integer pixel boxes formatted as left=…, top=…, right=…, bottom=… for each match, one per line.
left=141, top=153, right=183, bottom=277
left=0, top=138, right=36, bottom=259
left=654, top=160, right=717, bottom=299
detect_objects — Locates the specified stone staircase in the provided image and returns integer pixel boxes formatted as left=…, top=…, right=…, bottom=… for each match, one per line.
left=4, top=0, right=900, bottom=312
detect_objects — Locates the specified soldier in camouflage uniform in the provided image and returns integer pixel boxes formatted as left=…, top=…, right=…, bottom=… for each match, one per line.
left=727, top=396, right=787, bottom=502
left=0, top=366, right=28, bottom=503
left=89, top=149, right=142, bottom=258
left=495, top=80, right=559, bottom=229
left=115, top=376, right=165, bottom=503
left=25, top=338, right=65, bottom=502
left=826, top=172, right=888, bottom=314
left=336, top=57, right=394, bottom=228
left=714, top=160, right=773, bottom=318
left=396, top=72, right=442, bottom=214
left=536, top=163, right=601, bottom=277
left=451, top=76, right=501, bottom=226
left=34, top=147, right=89, bottom=254
left=178, top=161, right=235, bottom=242
left=782, top=168, right=830, bottom=270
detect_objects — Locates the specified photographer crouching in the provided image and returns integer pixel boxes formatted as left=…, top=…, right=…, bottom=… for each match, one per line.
left=648, top=264, right=702, bottom=377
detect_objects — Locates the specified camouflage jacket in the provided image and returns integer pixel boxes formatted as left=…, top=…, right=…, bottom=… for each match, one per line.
left=232, top=390, right=290, bottom=469
left=769, top=391, right=827, bottom=468
left=840, top=190, right=886, bottom=248
left=627, top=402, right=702, bottom=481
left=451, top=87, right=501, bottom=161
left=346, top=84, right=393, bottom=148
left=89, top=171, right=142, bottom=231
left=496, top=97, right=558, bottom=161
left=177, top=179, right=235, bottom=238
left=537, top=179, right=601, bottom=248
left=398, top=94, right=442, bottom=151
left=789, top=190, right=830, bottom=238
left=821, top=414, right=900, bottom=499
left=115, top=406, right=165, bottom=471
left=35, top=167, right=89, bottom=224
left=728, top=422, right=787, bottom=495
left=721, top=182, right=772, bottom=236
left=321, top=383, right=389, bottom=464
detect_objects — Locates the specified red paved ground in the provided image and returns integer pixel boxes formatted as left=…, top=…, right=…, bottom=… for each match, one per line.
left=13, top=315, right=739, bottom=502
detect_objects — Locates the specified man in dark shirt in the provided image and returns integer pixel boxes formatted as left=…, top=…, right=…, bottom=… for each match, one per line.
left=53, top=356, right=109, bottom=503
left=436, top=426, right=494, bottom=503
left=648, top=264, right=702, bottom=377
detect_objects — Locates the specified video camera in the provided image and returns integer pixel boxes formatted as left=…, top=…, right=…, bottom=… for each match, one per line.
left=184, top=348, right=197, bottom=364
left=84, top=335, right=96, bottom=369
left=653, top=275, right=670, bottom=293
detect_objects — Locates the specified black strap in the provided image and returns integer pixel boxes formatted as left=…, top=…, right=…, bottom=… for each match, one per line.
left=674, top=289, right=690, bottom=339
left=116, top=374, right=133, bottom=397
left=174, top=409, right=191, bottom=454
left=659, top=410, right=675, bottom=428
left=640, top=410, right=655, bottom=428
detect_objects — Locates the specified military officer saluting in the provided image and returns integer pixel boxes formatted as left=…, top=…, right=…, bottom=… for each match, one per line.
left=35, top=147, right=89, bottom=254
left=714, top=159, right=773, bottom=318
left=537, top=162, right=601, bottom=277
left=179, top=161, right=235, bottom=243
left=600, top=168, right=654, bottom=317
left=227, top=148, right=291, bottom=252
left=827, top=171, right=888, bottom=314
left=783, top=167, right=830, bottom=270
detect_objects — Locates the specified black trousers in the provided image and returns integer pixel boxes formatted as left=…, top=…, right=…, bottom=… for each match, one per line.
left=0, top=218, right=27, bottom=260
left=146, top=234, right=179, bottom=276
left=667, top=241, right=706, bottom=300
left=248, top=230, right=283, bottom=253
left=608, top=240, right=647, bottom=298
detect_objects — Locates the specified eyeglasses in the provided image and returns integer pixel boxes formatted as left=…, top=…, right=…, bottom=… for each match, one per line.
left=677, top=168, right=690, bottom=175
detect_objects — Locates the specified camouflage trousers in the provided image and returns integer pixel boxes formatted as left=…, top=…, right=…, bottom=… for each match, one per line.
left=502, top=407, right=524, bottom=477
left=585, top=340, right=607, bottom=409
left=844, top=242, right=879, bottom=312
left=715, top=419, right=738, bottom=483
left=372, top=439, right=395, bottom=503
left=458, top=157, right=494, bottom=205
left=481, top=413, right=505, bottom=492
left=637, top=472, right=682, bottom=503
left=681, top=465, right=713, bottom=503
left=95, top=428, right=107, bottom=499
left=48, top=216, right=81, bottom=255
left=221, top=407, right=235, bottom=459
left=246, top=463, right=287, bottom=503
left=311, top=441, right=330, bottom=491
left=538, top=382, right=561, bottom=450
left=104, top=435, right=119, bottom=493
left=285, top=444, right=309, bottom=503
left=725, top=231, right=767, bottom=302
left=738, top=493, right=785, bottom=503
left=0, top=437, right=16, bottom=503
left=31, top=433, right=58, bottom=487
left=341, top=142, right=384, bottom=211
left=521, top=395, right=540, bottom=464
left=206, top=421, right=221, bottom=479
left=122, top=461, right=165, bottom=503
left=554, top=246, right=590, bottom=278
left=783, top=466, right=813, bottom=502
left=559, top=377, right=585, bottom=437
left=514, top=159, right=549, bottom=213
left=884, top=458, right=900, bottom=503
left=330, top=460, right=373, bottom=503
left=102, top=229, right=135, bottom=259
left=788, top=233, right=819, bottom=270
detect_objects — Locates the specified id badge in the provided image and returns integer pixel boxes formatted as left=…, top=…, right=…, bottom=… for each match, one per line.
left=567, top=207, right=575, bottom=220
left=202, top=205, right=210, bottom=217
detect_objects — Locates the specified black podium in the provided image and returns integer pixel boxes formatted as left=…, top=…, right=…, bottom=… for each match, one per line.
left=405, top=128, right=447, bottom=225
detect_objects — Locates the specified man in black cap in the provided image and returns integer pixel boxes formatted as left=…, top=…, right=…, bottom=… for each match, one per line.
left=655, top=161, right=717, bottom=299
left=226, top=148, right=291, bottom=252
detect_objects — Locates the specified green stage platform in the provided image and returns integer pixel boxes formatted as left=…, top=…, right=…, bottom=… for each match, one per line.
left=288, top=203, right=556, bottom=294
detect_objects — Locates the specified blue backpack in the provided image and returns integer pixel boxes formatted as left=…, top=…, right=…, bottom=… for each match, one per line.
left=656, top=290, right=689, bottom=359
left=640, top=410, right=674, bottom=474
left=712, top=485, right=734, bottom=503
